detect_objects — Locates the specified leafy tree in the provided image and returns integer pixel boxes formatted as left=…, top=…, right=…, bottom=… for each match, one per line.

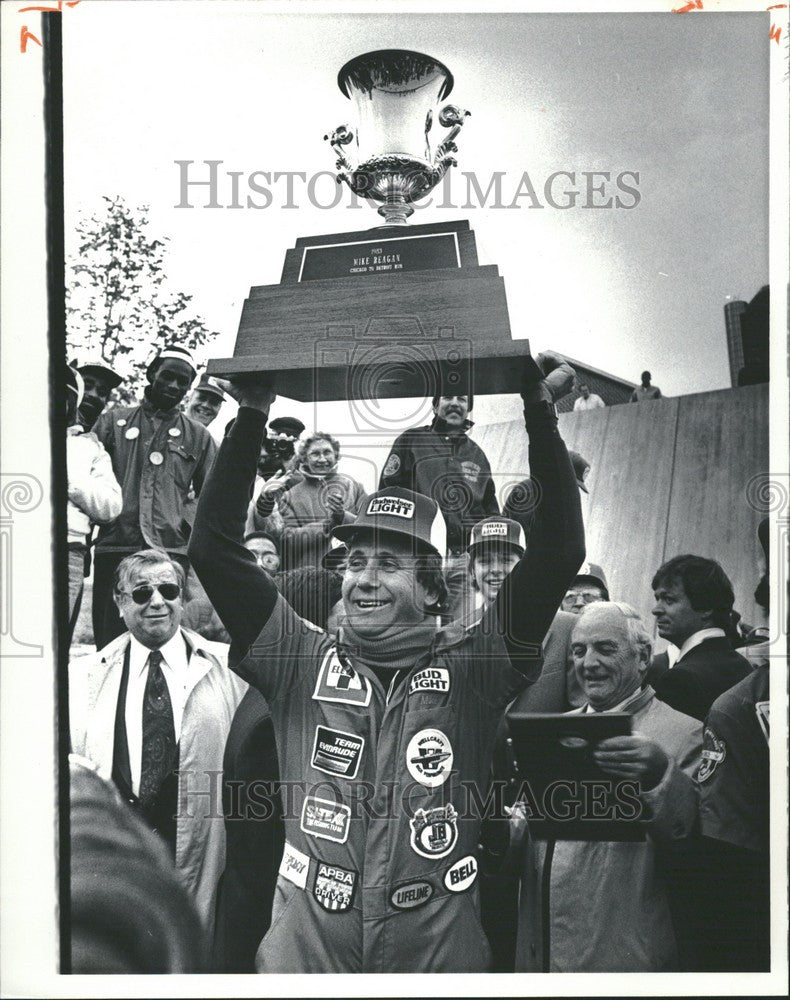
left=66, top=196, right=217, bottom=405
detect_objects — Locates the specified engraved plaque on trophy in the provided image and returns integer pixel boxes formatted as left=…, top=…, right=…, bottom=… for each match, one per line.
left=207, top=49, right=540, bottom=399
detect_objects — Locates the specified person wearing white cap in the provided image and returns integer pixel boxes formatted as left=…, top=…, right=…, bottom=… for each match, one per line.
left=188, top=352, right=586, bottom=974
left=91, top=344, right=217, bottom=648
left=71, top=357, right=124, bottom=431
left=185, top=374, right=226, bottom=429
left=66, top=364, right=122, bottom=640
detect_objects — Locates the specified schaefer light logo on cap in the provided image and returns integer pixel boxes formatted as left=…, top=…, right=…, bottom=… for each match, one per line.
left=312, top=862, right=356, bottom=913
left=481, top=522, right=508, bottom=537
left=366, top=496, right=415, bottom=518
left=697, top=726, right=726, bottom=782
left=406, top=729, right=453, bottom=788
left=300, top=796, right=351, bottom=844
left=409, top=804, right=458, bottom=859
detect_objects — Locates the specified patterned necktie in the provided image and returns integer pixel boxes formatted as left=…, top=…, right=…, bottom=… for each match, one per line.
left=139, top=649, right=176, bottom=808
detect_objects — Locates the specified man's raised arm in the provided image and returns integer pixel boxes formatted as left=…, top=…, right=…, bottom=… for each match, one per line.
left=188, top=381, right=278, bottom=660
left=492, top=353, right=586, bottom=678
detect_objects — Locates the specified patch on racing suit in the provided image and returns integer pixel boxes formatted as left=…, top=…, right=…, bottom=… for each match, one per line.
left=443, top=855, right=478, bottom=893
left=310, top=725, right=364, bottom=779
left=301, top=795, right=351, bottom=844
left=382, top=453, right=401, bottom=478
left=390, top=879, right=435, bottom=910
left=409, top=667, right=450, bottom=695
left=697, top=726, right=727, bottom=782
left=409, top=804, right=458, bottom=859
left=279, top=841, right=310, bottom=889
left=312, top=861, right=356, bottom=913
left=460, top=460, right=481, bottom=482
left=406, top=728, right=453, bottom=788
left=313, top=648, right=372, bottom=706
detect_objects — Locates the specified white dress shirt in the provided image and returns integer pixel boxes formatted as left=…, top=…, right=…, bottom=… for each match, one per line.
left=664, top=627, right=726, bottom=670
left=125, top=629, right=210, bottom=795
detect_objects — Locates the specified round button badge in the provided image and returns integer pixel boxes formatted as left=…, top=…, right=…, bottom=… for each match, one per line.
left=116, top=418, right=127, bottom=427
left=149, top=451, right=164, bottom=466
left=168, top=427, right=181, bottom=437
left=124, top=427, right=140, bottom=440
left=406, top=728, right=454, bottom=788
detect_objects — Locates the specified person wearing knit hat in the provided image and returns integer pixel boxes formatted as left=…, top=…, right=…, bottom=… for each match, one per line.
left=89, top=343, right=216, bottom=648
left=65, top=364, right=122, bottom=641
left=187, top=351, right=586, bottom=974
left=379, top=390, right=498, bottom=621
left=71, top=357, right=124, bottom=430
left=185, top=374, right=226, bottom=428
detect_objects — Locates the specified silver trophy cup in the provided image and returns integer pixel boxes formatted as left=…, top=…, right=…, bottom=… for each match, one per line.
left=325, top=49, right=470, bottom=226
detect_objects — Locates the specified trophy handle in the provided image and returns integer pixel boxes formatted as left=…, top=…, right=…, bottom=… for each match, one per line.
left=434, top=105, right=470, bottom=165
left=324, top=124, right=356, bottom=173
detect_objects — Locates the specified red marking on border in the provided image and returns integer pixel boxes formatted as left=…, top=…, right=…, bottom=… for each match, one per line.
left=19, top=24, right=42, bottom=52
left=672, top=0, right=703, bottom=12
left=769, top=23, right=783, bottom=42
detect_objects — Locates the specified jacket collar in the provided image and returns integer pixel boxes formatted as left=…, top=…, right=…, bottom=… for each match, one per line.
left=430, top=415, right=474, bottom=436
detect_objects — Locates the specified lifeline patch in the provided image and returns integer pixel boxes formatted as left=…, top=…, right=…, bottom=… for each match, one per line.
left=300, top=795, right=351, bottom=844
left=279, top=841, right=310, bottom=889
left=409, top=667, right=451, bottom=695
left=390, top=879, right=435, bottom=911
left=312, top=862, right=356, bottom=913
left=697, top=726, right=727, bottom=782
left=406, top=728, right=453, bottom=788
left=443, top=855, right=478, bottom=893
left=313, top=648, right=372, bottom=706
left=366, top=496, right=415, bottom=518
left=310, top=725, right=364, bottom=779
left=409, top=804, right=458, bottom=859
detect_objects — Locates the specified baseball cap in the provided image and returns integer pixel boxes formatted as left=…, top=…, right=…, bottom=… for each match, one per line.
left=269, top=416, right=306, bottom=437
left=568, top=450, right=590, bottom=493
left=71, top=357, right=123, bottom=390
left=467, top=516, right=526, bottom=556
left=66, top=364, right=85, bottom=408
left=321, top=537, right=348, bottom=572
left=574, top=560, right=608, bottom=594
left=192, top=374, right=226, bottom=401
left=332, top=487, right=447, bottom=559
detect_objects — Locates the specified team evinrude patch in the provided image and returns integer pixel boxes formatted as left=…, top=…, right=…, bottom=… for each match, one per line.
left=406, top=728, right=453, bottom=788
left=312, top=648, right=372, bottom=706
left=697, top=726, right=726, bottom=782
left=310, top=725, right=364, bottom=779
left=409, top=667, right=450, bottom=696
left=409, top=804, right=458, bottom=859
left=300, top=795, right=351, bottom=844
left=312, top=861, right=356, bottom=913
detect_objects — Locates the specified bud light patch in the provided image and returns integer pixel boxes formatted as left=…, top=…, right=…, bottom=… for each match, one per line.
left=409, top=804, right=458, bottom=859
left=313, top=648, right=371, bottom=706
left=409, top=667, right=451, bottom=695
left=443, top=855, right=478, bottom=893
left=481, top=522, right=507, bottom=537
left=312, top=862, right=356, bottom=913
left=366, top=496, right=415, bottom=518
left=310, top=725, right=364, bottom=779
left=390, top=880, right=435, bottom=911
left=279, top=841, right=310, bottom=890
left=697, top=726, right=727, bottom=782
left=406, top=729, right=453, bottom=788
left=300, top=796, right=351, bottom=844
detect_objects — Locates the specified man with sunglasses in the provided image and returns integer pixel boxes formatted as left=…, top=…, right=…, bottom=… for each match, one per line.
left=69, top=548, right=247, bottom=936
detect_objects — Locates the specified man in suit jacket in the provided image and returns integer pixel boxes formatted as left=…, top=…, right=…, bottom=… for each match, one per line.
left=69, top=548, right=247, bottom=934
left=648, top=554, right=751, bottom=721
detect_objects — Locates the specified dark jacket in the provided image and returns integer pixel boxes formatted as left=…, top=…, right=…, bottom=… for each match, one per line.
left=648, top=637, right=752, bottom=722
left=379, top=419, right=498, bottom=552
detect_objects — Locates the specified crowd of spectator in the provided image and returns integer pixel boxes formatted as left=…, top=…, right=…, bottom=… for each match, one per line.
left=65, top=348, right=773, bottom=976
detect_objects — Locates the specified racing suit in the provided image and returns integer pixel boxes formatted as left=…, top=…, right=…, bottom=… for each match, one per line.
left=189, top=401, right=584, bottom=973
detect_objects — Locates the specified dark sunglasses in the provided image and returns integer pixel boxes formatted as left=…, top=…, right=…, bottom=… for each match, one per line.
left=125, top=583, right=181, bottom=605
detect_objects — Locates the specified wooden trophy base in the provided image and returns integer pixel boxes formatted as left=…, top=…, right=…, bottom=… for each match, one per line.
left=207, top=219, right=539, bottom=401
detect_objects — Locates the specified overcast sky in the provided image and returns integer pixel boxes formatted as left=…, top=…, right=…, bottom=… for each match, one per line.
left=61, top=2, right=769, bottom=460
